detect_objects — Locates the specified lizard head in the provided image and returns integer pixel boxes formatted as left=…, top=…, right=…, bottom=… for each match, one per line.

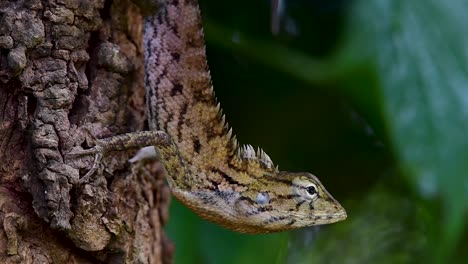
left=170, top=170, right=346, bottom=234
left=232, top=172, right=347, bottom=233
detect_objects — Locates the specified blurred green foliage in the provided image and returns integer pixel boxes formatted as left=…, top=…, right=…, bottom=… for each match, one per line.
left=165, top=0, right=468, bottom=263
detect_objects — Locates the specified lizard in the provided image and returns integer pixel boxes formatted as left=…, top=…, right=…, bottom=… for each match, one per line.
left=71, top=0, right=347, bottom=234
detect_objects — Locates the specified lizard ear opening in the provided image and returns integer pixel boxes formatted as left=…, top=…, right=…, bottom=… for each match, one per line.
left=256, top=192, right=270, bottom=205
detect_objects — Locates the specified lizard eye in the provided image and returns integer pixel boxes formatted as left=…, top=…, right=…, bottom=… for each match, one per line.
left=305, top=184, right=318, bottom=200
left=292, top=177, right=319, bottom=201
left=306, top=185, right=317, bottom=195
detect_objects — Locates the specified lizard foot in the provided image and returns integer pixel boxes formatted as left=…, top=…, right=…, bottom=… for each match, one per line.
left=67, top=131, right=171, bottom=183
left=66, top=145, right=104, bottom=184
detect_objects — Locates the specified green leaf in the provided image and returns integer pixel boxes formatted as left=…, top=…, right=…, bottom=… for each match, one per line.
left=341, top=0, right=468, bottom=260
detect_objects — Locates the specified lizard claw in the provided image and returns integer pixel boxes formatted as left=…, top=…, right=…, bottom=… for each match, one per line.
left=78, top=148, right=103, bottom=183
left=79, top=145, right=104, bottom=183
left=66, top=145, right=104, bottom=184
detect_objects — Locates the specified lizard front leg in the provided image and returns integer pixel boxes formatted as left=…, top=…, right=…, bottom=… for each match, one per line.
left=67, top=131, right=172, bottom=183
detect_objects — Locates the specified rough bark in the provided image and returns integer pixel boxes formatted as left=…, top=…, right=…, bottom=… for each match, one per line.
left=0, top=0, right=173, bottom=263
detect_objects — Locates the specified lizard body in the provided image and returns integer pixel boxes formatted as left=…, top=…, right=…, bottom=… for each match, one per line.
left=75, top=0, right=346, bottom=233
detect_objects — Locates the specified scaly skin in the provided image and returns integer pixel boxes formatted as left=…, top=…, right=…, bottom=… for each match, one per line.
left=74, top=0, right=346, bottom=233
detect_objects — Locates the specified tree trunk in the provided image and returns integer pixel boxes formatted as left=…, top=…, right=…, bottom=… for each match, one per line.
left=0, top=0, right=173, bottom=262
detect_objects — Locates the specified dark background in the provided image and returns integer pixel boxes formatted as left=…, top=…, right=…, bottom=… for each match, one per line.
left=166, top=0, right=468, bottom=263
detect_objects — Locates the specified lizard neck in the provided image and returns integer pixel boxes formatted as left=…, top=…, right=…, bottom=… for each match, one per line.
left=144, top=0, right=277, bottom=184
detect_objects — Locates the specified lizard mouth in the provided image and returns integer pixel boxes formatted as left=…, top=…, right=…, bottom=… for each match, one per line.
left=311, top=213, right=347, bottom=225
left=310, top=207, right=347, bottom=225
left=328, top=204, right=347, bottom=222
left=330, top=210, right=347, bottom=222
